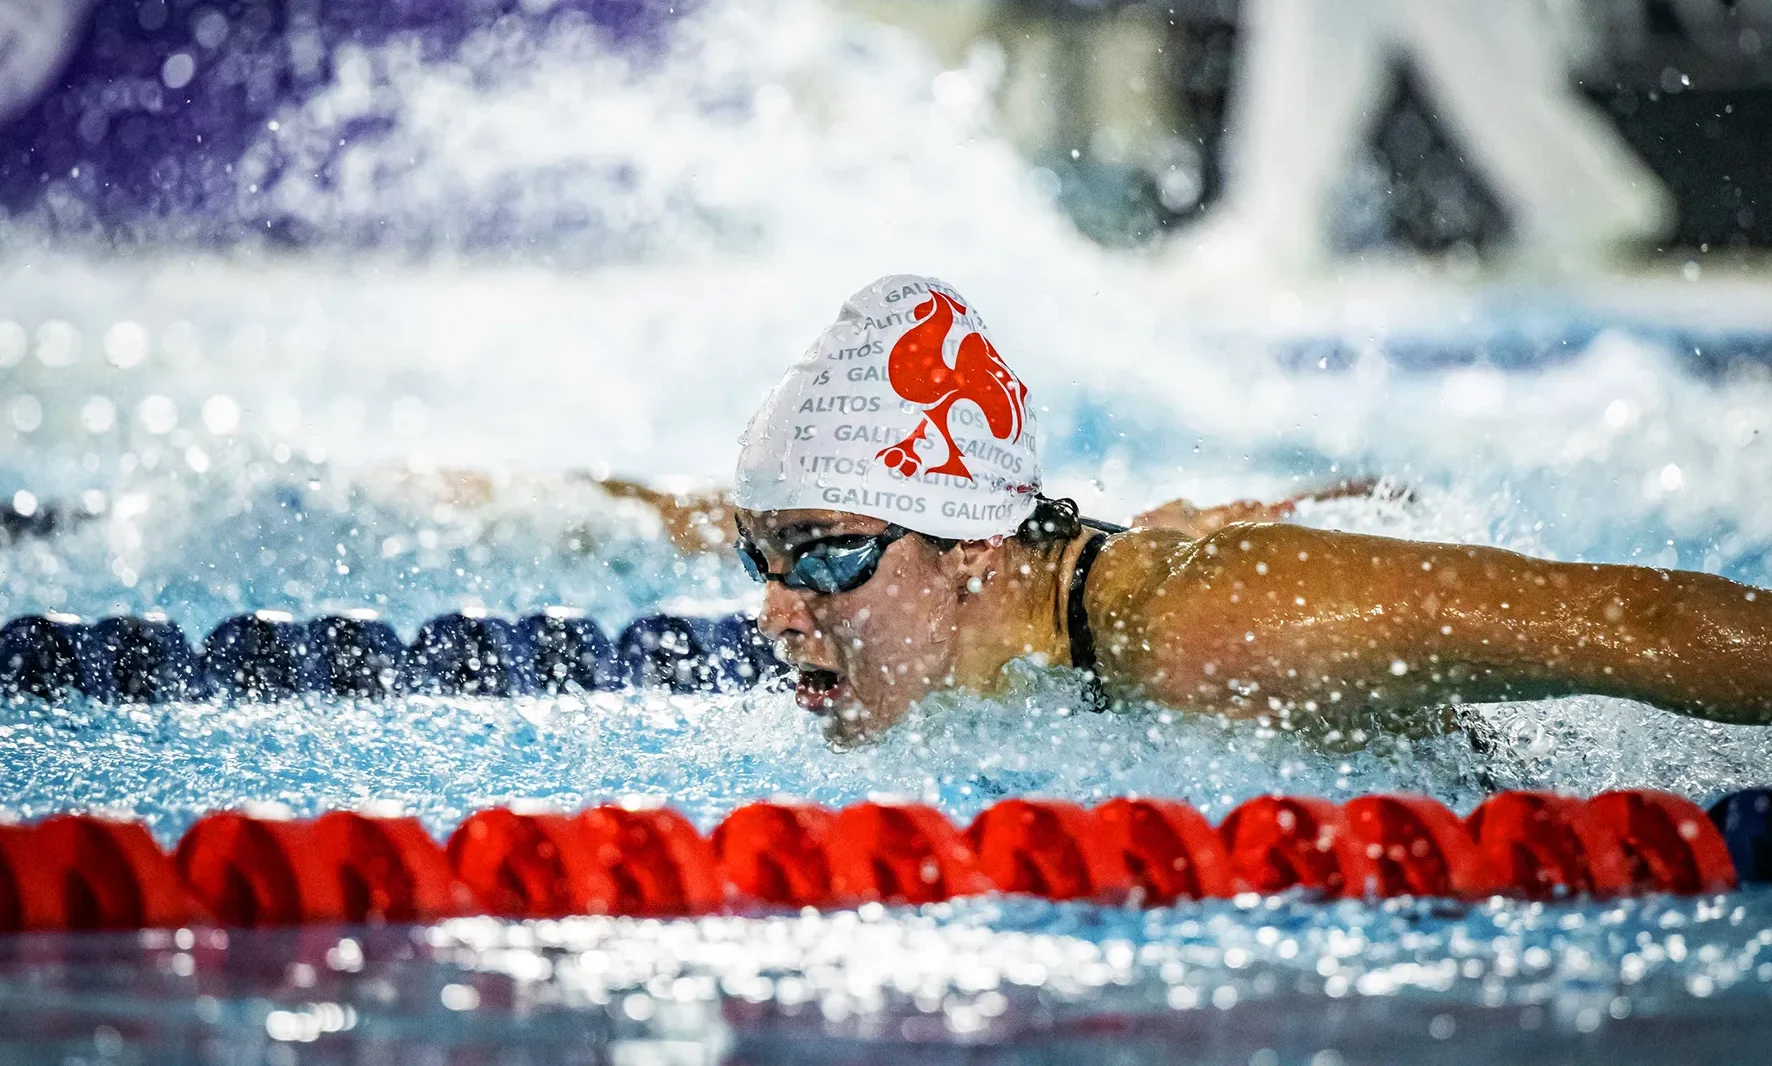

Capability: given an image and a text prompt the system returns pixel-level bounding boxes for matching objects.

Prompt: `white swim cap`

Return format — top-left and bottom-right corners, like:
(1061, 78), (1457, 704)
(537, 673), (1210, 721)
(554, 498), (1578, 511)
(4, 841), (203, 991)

(734, 274), (1040, 541)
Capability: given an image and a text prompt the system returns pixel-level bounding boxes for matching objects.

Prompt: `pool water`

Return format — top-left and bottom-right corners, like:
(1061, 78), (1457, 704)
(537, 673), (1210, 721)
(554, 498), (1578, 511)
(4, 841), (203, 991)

(6, 891), (1772, 1064)
(4, 0), (1772, 1061)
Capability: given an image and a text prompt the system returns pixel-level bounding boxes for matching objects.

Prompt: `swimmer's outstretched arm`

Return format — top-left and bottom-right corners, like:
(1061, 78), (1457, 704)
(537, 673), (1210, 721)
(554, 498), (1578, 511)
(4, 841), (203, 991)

(591, 476), (736, 554)
(1134, 478), (1381, 539)
(1090, 523), (1772, 725)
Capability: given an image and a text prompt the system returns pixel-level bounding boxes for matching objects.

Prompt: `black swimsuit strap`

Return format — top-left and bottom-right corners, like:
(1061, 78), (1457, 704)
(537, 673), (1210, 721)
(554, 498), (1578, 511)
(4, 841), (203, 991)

(1067, 531), (1111, 677)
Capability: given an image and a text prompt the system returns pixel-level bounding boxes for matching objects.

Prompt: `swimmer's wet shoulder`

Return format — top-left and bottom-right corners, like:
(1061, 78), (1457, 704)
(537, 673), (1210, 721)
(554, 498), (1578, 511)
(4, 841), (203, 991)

(1079, 524), (1205, 699)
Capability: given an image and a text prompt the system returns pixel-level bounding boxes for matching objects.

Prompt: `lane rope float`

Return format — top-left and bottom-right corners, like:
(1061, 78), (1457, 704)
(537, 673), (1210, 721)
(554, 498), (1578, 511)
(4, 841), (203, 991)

(0, 788), (1755, 933)
(0, 610), (786, 703)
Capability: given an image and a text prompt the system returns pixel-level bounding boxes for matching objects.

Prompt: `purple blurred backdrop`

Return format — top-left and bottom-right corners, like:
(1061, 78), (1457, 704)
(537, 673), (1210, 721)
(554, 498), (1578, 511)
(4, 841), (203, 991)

(0, 0), (685, 245)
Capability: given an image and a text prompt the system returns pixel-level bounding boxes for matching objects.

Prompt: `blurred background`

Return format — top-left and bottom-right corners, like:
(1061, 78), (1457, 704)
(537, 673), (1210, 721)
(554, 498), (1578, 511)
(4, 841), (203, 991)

(2, 0), (1771, 632)
(1, 0), (1767, 253)
(854, 0), (1771, 254)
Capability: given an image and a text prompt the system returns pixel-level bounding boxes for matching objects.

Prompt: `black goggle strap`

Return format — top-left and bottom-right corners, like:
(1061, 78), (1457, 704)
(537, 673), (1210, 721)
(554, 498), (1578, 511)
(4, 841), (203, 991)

(736, 537), (772, 580)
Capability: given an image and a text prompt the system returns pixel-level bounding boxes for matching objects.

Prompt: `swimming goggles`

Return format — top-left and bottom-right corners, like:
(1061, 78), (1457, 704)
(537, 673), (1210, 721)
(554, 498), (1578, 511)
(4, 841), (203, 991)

(736, 524), (914, 595)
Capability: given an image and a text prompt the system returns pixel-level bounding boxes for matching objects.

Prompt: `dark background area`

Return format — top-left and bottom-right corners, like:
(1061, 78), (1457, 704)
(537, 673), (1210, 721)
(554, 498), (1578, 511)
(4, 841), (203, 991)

(0, 0), (1765, 254)
(1031, 0), (1772, 252)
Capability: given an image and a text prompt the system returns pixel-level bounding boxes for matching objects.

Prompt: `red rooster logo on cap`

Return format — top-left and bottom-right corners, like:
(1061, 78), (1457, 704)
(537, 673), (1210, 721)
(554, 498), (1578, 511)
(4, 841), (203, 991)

(876, 289), (1028, 480)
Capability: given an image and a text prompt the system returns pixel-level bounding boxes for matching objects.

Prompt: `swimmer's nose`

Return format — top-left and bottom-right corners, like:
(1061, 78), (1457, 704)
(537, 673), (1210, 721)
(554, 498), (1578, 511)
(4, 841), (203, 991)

(757, 581), (816, 644)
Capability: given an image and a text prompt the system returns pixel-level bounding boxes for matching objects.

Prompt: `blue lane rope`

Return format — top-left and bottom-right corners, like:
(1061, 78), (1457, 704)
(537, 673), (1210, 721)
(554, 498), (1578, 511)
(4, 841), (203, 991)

(0, 610), (785, 703)
(1709, 789), (1772, 886)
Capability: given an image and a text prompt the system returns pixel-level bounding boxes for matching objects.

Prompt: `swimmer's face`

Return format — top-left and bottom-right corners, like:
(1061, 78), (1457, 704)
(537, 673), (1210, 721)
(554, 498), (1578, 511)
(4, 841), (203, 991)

(739, 508), (969, 745)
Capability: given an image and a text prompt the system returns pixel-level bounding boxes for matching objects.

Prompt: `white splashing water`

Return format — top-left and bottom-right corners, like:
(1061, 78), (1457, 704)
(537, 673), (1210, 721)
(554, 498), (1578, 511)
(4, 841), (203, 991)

(2, 0), (1771, 826)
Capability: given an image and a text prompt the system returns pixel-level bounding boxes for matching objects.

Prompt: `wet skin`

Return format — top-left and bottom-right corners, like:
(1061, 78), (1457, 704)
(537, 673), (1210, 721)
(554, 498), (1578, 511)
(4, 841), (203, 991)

(1089, 523), (1772, 726)
(745, 508), (1772, 744)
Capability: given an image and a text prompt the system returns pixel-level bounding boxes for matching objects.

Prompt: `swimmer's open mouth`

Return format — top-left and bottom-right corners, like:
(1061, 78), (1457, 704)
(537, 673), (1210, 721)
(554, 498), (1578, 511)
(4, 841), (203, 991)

(795, 667), (850, 714)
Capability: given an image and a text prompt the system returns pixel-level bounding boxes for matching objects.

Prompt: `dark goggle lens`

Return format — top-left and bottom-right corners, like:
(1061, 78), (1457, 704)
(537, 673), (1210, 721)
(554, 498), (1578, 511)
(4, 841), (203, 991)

(791, 542), (880, 594)
(735, 535), (888, 595)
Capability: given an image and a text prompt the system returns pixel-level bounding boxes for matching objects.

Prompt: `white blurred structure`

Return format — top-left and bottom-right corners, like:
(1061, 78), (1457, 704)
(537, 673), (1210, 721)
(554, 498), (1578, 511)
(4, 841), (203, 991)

(1182, 0), (1676, 275)
(0, 0), (93, 127)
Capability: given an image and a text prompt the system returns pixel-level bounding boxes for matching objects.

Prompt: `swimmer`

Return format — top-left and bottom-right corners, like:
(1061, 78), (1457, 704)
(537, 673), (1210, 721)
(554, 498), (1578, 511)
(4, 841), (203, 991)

(732, 274), (1772, 745)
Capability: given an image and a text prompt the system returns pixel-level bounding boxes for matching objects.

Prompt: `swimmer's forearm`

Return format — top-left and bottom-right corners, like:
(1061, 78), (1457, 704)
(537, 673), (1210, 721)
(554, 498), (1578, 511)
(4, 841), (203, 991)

(1342, 548), (1772, 723)
(1494, 560), (1772, 723)
(1342, 547), (1772, 722)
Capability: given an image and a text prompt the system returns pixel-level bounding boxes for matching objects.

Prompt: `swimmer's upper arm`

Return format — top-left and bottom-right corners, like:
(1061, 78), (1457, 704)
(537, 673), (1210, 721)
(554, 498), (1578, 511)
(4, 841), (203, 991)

(1090, 522), (1548, 716)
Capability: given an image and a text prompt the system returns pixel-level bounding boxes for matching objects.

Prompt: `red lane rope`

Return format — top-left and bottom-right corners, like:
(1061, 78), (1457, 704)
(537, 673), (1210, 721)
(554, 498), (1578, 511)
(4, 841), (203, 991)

(0, 789), (1740, 931)
(313, 811), (475, 922)
(1220, 795), (1357, 895)
(712, 801), (836, 907)
(176, 813), (328, 926)
(1584, 790), (1738, 894)
(1095, 797), (1233, 904)
(967, 798), (1132, 903)
(827, 801), (991, 906)
(577, 805), (724, 916)
(0, 815), (201, 931)
(1466, 791), (1605, 898)
(1342, 795), (1490, 899)
(446, 809), (601, 918)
